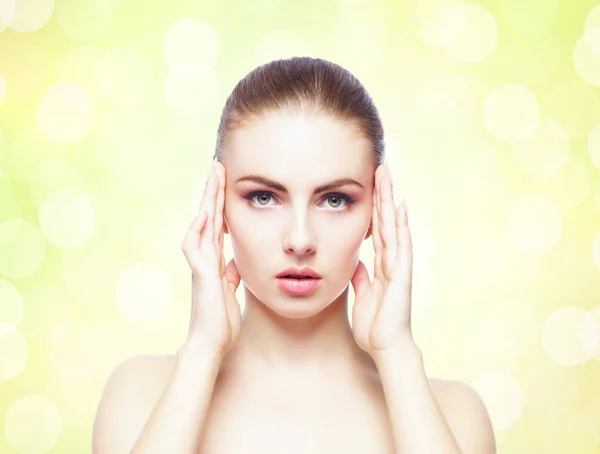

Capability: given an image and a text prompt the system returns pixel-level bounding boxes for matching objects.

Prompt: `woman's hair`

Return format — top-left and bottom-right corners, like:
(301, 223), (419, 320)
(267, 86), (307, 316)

(213, 56), (385, 167)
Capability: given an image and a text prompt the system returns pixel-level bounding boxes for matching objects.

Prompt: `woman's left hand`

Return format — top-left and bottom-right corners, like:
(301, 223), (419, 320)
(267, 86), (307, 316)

(350, 161), (415, 360)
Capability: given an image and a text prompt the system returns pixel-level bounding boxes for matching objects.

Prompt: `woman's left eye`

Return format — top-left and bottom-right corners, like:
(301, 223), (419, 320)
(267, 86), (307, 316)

(243, 192), (356, 210)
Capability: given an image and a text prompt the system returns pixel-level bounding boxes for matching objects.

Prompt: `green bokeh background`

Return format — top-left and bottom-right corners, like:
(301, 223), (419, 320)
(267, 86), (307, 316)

(1, 0), (600, 452)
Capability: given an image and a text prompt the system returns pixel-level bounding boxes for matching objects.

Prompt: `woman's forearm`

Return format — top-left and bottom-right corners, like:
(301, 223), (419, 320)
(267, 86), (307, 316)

(130, 341), (222, 454)
(373, 341), (462, 454)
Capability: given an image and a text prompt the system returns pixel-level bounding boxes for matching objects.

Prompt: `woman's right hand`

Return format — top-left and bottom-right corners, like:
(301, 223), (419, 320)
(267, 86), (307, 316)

(180, 159), (242, 361)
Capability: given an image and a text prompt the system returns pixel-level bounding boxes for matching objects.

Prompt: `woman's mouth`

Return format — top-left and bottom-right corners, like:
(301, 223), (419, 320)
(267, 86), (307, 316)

(276, 276), (321, 295)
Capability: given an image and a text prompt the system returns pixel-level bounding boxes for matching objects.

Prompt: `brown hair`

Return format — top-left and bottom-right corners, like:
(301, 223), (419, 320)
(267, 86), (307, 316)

(213, 56), (385, 167)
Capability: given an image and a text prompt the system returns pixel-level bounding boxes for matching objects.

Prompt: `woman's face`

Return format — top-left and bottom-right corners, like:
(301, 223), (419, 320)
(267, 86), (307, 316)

(222, 110), (375, 318)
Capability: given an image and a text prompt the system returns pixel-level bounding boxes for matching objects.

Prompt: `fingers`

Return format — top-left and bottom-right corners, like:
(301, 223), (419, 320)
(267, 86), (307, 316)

(380, 163), (398, 263)
(181, 210), (208, 252)
(200, 162), (219, 247)
(213, 161), (225, 249)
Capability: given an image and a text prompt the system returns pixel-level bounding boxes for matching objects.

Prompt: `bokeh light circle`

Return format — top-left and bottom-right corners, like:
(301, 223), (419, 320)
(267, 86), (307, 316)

(116, 262), (172, 322)
(593, 231), (600, 273)
(37, 83), (94, 144)
(0, 328), (27, 381)
(163, 18), (219, 75)
(0, 219), (46, 279)
(4, 394), (62, 453)
(435, 2), (498, 63)
(38, 188), (96, 249)
(484, 83), (540, 143)
(7, 0), (54, 32)
(0, 278), (23, 337)
(513, 119), (570, 178)
(542, 305), (595, 366)
(584, 5), (600, 55)
(505, 193), (562, 253)
(471, 370), (524, 431)
(573, 34), (600, 87)
(0, 0), (15, 32)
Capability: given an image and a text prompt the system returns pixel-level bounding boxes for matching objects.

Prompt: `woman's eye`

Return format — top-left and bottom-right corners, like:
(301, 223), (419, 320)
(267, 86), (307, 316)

(244, 192), (356, 210)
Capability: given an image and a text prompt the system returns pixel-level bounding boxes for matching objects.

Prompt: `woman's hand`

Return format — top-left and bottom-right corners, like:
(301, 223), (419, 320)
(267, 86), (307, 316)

(180, 159), (242, 360)
(350, 161), (415, 360)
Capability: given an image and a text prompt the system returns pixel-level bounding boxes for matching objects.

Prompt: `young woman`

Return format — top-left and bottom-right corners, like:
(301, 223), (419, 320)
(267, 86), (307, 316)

(92, 57), (496, 453)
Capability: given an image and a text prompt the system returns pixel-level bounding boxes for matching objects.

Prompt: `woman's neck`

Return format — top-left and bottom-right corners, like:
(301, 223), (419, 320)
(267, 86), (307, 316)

(220, 286), (376, 379)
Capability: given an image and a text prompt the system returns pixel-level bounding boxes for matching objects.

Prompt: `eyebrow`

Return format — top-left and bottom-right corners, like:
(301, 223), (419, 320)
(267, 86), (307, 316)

(235, 175), (365, 194)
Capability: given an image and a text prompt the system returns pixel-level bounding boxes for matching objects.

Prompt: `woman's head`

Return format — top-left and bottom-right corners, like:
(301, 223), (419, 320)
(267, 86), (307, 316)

(215, 57), (385, 318)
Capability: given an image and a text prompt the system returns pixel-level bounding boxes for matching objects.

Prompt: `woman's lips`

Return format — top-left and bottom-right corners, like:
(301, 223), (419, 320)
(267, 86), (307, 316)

(276, 277), (321, 295)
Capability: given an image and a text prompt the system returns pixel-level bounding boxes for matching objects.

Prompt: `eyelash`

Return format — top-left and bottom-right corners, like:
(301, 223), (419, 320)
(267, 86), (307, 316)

(243, 191), (357, 214)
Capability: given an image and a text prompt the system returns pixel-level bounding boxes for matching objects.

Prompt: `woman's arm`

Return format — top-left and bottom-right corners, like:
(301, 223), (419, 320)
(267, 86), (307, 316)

(92, 339), (222, 454)
(373, 339), (496, 454)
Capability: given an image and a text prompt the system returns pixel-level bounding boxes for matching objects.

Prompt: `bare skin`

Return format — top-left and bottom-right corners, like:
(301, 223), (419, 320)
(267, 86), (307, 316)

(129, 353), (454, 454)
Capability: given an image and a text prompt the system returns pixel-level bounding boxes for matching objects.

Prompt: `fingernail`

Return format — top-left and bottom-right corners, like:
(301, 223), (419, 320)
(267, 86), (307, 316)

(403, 198), (408, 214)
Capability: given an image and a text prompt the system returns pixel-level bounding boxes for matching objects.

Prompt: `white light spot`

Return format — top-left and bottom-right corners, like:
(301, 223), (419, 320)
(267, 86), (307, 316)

(484, 83), (540, 143)
(0, 0), (15, 32)
(39, 189), (96, 249)
(45, 320), (104, 380)
(470, 370), (524, 431)
(0, 279), (23, 337)
(0, 328), (27, 381)
(542, 306), (595, 366)
(441, 2), (498, 63)
(584, 5), (600, 55)
(0, 219), (46, 279)
(37, 84), (94, 144)
(8, 0), (54, 32)
(573, 33), (600, 87)
(513, 119), (570, 178)
(4, 395), (62, 453)
(424, 3), (467, 47)
(505, 193), (562, 254)
(163, 66), (220, 119)
(116, 262), (172, 322)
(163, 18), (219, 75)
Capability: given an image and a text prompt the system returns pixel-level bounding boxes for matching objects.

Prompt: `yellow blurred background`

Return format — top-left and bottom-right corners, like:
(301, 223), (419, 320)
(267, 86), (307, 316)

(1, 0), (600, 452)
